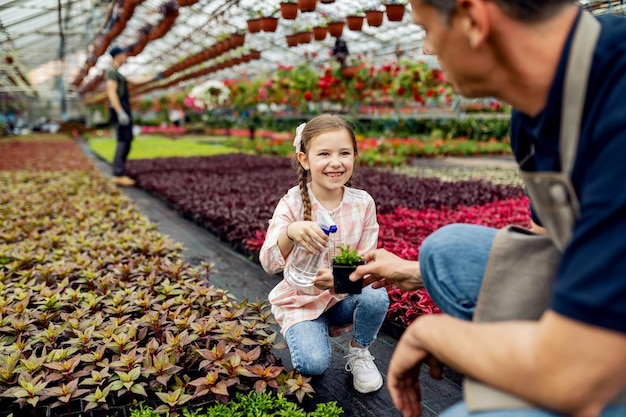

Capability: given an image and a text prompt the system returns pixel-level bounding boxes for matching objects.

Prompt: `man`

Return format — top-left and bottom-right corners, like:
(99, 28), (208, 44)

(105, 46), (160, 187)
(351, 1), (626, 416)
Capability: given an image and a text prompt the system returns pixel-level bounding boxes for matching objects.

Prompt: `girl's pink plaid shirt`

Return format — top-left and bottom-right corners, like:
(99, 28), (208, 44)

(259, 184), (379, 335)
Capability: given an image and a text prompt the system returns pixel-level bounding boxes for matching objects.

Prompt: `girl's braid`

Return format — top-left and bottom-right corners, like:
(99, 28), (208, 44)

(297, 164), (312, 221)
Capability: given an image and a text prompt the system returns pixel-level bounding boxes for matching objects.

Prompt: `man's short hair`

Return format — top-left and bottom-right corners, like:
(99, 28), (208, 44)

(420, 0), (575, 23)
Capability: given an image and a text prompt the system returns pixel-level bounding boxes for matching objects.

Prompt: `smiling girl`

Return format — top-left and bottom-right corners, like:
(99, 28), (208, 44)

(259, 114), (389, 394)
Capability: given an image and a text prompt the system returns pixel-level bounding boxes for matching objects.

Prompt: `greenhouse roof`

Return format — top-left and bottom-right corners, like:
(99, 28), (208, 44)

(0, 0), (623, 101)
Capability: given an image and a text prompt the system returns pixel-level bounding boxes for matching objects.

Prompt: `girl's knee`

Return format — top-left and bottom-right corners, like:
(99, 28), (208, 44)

(360, 286), (389, 312)
(292, 351), (330, 376)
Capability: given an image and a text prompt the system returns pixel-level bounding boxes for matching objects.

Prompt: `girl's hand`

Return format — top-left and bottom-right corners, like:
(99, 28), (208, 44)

(287, 221), (329, 254)
(313, 268), (335, 292)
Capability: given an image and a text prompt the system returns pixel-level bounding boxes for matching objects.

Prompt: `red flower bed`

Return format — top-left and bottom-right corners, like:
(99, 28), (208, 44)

(378, 197), (530, 326)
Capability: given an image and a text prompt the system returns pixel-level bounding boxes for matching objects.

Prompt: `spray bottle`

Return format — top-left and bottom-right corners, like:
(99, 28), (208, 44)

(286, 211), (337, 287)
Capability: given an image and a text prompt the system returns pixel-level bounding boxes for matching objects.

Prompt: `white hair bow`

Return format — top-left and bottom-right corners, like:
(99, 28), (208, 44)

(293, 122), (306, 153)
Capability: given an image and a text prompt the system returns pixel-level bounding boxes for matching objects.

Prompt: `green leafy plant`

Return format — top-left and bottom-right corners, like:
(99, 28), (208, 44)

(333, 245), (363, 266)
(129, 390), (343, 417)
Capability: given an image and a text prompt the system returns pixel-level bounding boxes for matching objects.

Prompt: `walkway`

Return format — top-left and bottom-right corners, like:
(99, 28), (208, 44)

(86, 149), (464, 417)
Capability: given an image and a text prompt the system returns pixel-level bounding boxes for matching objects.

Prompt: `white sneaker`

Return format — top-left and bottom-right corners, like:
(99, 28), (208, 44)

(344, 346), (383, 393)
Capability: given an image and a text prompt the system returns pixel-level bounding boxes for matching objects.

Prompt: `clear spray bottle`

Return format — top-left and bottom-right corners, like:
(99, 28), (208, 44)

(286, 211), (337, 287)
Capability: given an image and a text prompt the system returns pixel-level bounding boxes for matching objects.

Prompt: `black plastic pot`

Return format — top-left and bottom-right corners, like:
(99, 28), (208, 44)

(332, 259), (365, 294)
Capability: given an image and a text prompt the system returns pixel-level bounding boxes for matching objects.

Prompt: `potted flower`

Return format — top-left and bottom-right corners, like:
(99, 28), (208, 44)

(384, 0), (407, 22)
(286, 33), (299, 47)
(365, 7), (384, 27)
(279, 0), (298, 19)
(327, 19), (345, 37)
(298, 0), (316, 12)
(246, 10), (263, 33)
(313, 24), (328, 41)
(261, 15), (279, 32)
(346, 10), (365, 31)
(332, 244), (365, 294)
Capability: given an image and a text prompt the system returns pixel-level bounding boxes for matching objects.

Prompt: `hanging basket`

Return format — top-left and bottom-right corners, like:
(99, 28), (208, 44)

(297, 0), (317, 12)
(230, 33), (246, 48)
(365, 10), (384, 27)
(261, 17), (279, 32)
(327, 21), (344, 37)
(286, 34), (299, 47)
(346, 15), (364, 31)
(313, 26), (328, 41)
(384, 4), (405, 21)
(246, 18), (262, 33)
(297, 31), (312, 44)
(280, 2), (299, 19)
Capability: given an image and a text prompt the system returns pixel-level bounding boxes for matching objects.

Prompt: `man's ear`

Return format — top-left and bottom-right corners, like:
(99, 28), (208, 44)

(458, 0), (490, 48)
(297, 152), (308, 170)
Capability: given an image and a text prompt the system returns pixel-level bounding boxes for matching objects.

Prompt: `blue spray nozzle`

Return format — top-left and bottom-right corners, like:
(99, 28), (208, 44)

(322, 225), (337, 235)
(317, 211), (337, 236)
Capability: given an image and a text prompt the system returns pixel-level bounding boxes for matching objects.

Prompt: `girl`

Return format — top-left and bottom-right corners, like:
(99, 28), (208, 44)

(259, 114), (389, 394)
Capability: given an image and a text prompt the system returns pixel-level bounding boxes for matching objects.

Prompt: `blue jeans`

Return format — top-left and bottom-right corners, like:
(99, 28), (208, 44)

(420, 224), (626, 417)
(285, 285), (389, 376)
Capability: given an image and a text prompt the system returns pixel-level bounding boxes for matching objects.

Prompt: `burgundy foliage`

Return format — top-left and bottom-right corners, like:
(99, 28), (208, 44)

(127, 154), (524, 254)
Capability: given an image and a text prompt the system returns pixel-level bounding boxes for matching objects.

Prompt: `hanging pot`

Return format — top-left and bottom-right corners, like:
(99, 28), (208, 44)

(346, 15), (364, 31)
(365, 10), (384, 27)
(280, 2), (299, 19)
(313, 26), (328, 41)
(327, 21), (344, 37)
(297, 31), (312, 44)
(286, 34), (299, 47)
(261, 17), (279, 32)
(230, 33), (246, 48)
(385, 4), (405, 22)
(297, 0), (316, 12)
(247, 18), (262, 33)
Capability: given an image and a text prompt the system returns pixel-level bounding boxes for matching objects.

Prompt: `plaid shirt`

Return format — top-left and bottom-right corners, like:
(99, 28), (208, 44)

(259, 184), (379, 335)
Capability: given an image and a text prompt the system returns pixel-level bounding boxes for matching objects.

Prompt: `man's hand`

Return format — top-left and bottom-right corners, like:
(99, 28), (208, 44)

(117, 110), (130, 126)
(350, 248), (423, 291)
(388, 318), (444, 417)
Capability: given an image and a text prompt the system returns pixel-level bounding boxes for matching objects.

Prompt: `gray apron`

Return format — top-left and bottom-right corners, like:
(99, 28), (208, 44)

(465, 11), (626, 410)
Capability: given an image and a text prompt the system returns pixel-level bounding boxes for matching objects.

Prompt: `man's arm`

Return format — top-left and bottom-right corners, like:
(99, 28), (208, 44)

(106, 79), (123, 114)
(392, 311), (626, 417)
(126, 74), (159, 86)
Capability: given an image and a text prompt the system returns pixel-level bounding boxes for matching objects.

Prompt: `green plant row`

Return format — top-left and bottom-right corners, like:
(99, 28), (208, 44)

(204, 115), (511, 142)
(130, 390), (343, 417)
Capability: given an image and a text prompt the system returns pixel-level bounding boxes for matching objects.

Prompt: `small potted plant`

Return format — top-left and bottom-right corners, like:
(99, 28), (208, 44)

(332, 244), (365, 294)
(346, 10), (365, 31)
(384, 0), (407, 21)
(279, 0), (298, 19)
(246, 10), (263, 33)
